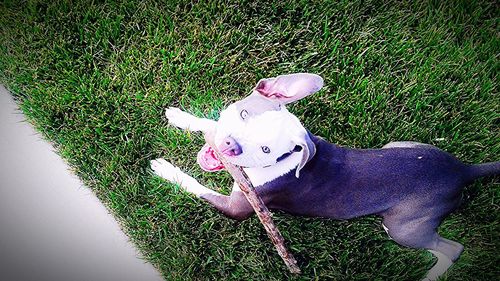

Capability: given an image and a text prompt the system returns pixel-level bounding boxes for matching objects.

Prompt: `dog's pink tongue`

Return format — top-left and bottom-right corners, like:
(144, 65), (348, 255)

(197, 143), (225, 172)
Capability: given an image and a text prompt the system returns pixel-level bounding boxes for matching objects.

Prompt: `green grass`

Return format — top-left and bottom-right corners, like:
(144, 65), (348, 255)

(0, 0), (498, 280)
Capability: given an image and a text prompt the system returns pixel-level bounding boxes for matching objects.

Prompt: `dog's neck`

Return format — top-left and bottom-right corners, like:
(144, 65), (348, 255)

(243, 152), (302, 187)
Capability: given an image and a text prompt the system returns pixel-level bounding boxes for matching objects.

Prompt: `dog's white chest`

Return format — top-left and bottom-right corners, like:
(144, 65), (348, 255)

(243, 152), (301, 186)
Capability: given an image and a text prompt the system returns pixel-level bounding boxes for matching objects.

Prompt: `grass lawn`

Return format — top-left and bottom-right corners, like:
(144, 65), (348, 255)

(0, 0), (498, 280)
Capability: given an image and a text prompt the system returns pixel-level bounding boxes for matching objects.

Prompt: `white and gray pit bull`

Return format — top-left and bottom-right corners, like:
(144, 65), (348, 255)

(151, 73), (499, 280)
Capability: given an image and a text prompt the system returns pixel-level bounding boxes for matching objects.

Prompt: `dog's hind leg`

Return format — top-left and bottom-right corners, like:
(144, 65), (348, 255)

(382, 213), (463, 281)
(424, 237), (463, 281)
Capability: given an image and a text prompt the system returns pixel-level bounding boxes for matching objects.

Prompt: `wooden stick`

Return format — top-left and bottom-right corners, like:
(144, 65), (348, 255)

(204, 132), (301, 274)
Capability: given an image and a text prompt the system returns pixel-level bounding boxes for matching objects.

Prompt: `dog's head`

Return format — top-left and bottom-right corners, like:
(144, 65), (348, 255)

(197, 73), (323, 178)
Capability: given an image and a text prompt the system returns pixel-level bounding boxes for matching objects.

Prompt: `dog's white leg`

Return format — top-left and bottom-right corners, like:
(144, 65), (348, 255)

(150, 158), (219, 197)
(151, 160), (255, 220)
(421, 237), (463, 281)
(165, 107), (216, 133)
(422, 250), (454, 281)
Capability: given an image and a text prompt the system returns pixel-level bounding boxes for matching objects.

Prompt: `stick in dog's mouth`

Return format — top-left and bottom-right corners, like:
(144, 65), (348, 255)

(202, 132), (301, 274)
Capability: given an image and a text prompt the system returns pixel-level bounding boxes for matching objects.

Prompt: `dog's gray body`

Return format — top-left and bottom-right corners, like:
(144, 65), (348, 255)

(202, 135), (497, 267)
(204, 136), (477, 220)
(151, 73), (499, 280)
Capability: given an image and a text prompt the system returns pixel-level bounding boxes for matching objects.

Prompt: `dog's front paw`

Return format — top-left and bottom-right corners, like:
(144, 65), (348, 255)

(165, 107), (201, 131)
(151, 158), (216, 197)
(151, 158), (184, 183)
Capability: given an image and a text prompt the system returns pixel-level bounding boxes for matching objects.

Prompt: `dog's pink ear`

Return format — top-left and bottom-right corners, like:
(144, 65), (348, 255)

(254, 73), (323, 104)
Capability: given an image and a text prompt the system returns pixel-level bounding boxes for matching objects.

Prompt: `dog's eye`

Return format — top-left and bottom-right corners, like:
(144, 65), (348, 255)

(261, 146), (271, 154)
(240, 109), (249, 120)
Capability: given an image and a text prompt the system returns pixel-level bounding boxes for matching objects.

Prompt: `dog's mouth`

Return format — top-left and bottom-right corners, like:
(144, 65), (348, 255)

(197, 144), (225, 172)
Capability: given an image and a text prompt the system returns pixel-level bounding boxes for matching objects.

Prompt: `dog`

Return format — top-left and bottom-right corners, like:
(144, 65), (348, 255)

(151, 73), (499, 280)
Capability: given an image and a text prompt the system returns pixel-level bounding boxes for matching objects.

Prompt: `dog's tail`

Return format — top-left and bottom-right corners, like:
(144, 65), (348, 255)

(467, 161), (500, 180)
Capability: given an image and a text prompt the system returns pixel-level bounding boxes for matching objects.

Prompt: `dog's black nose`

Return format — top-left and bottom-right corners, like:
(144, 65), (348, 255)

(219, 137), (242, 156)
